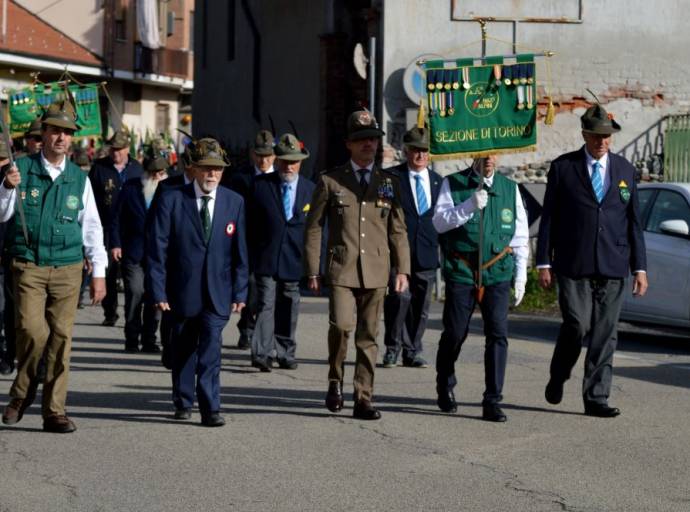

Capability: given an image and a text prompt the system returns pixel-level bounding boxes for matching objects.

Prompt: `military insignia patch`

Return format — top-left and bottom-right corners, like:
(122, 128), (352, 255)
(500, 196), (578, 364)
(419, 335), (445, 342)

(30, 188), (39, 198)
(357, 111), (372, 125)
(302, 203), (310, 213)
(225, 221), (235, 236)
(619, 181), (630, 203)
(501, 208), (514, 223)
(66, 195), (79, 210)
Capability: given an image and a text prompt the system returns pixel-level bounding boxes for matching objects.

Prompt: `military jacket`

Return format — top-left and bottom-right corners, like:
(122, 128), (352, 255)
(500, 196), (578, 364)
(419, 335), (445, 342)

(304, 163), (411, 289)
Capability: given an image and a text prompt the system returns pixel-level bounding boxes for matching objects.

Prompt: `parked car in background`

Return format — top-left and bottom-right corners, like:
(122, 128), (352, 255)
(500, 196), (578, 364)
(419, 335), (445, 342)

(620, 183), (690, 332)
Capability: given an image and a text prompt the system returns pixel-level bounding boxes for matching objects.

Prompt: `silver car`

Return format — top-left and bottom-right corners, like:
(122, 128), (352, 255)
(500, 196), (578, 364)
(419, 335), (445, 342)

(620, 183), (690, 331)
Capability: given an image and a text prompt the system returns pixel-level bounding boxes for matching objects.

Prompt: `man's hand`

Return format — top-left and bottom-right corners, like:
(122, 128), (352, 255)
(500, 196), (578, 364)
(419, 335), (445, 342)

(156, 302), (171, 311)
(232, 302), (246, 313)
(83, 258), (93, 275)
(308, 276), (321, 296)
(514, 280), (526, 306)
(90, 277), (106, 305)
(111, 248), (122, 262)
(471, 189), (488, 210)
(538, 268), (553, 289)
(632, 272), (648, 297)
(394, 273), (409, 293)
(3, 166), (20, 189)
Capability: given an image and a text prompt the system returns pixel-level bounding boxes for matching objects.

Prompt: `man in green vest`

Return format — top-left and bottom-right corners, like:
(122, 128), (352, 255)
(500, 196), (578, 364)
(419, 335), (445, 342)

(432, 155), (529, 422)
(0, 101), (107, 433)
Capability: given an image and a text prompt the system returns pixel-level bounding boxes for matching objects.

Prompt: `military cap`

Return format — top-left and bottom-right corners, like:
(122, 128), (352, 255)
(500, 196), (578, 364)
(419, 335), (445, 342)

(346, 110), (385, 141)
(253, 129), (275, 156)
(581, 104), (621, 135)
(72, 151), (90, 167)
(41, 100), (80, 131)
(188, 137), (230, 167)
(0, 138), (10, 160)
(25, 117), (42, 138)
(143, 138), (170, 172)
(403, 126), (429, 150)
(274, 133), (309, 161)
(108, 128), (131, 149)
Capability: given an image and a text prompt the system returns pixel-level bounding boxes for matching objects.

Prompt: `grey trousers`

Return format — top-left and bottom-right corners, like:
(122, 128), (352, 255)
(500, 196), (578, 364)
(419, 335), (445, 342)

(251, 275), (300, 364)
(122, 262), (161, 347)
(383, 268), (435, 361)
(551, 275), (626, 405)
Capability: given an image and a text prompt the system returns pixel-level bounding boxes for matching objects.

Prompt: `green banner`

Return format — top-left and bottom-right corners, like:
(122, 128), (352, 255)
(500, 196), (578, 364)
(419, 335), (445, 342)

(8, 82), (102, 139)
(425, 55), (537, 159)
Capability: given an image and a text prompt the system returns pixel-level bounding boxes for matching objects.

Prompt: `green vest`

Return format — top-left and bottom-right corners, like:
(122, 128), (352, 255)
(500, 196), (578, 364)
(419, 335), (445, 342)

(7, 154), (87, 267)
(441, 169), (517, 286)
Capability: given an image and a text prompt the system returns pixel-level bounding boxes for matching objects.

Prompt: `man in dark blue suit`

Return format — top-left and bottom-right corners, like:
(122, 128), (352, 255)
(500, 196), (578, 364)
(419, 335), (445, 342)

(249, 134), (314, 371)
(221, 130), (275, 350)
(110, 142), (169, 353)
(90, 129), (144, 326)
(147, 137), (248, 427)
(382, 126), (442, 369)
(537, 104), (648, 418)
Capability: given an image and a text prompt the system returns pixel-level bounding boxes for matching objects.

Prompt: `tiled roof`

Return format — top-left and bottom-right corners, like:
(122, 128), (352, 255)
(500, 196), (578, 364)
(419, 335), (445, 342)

(0, 1), (101, 66)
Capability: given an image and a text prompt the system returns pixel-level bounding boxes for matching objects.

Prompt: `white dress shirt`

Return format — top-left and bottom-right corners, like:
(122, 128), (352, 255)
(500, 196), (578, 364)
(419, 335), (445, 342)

(408, 166), (432, 215)
(350, 160), (374, 184)
(432, 171), (530, 283)
(0, 153), (107, 277)
(585, 148), (610, 194)
(254, 165), (274, 177)
(193, 180), (218, 219)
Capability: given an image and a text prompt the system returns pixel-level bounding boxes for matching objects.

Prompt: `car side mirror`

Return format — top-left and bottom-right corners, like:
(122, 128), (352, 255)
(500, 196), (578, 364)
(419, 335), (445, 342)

(659, 219), (690, 238)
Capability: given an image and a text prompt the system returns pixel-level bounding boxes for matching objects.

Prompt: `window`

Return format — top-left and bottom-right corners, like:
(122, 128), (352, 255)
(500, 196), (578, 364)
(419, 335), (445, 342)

(637, 188), (655, 219)
(645, 190), (690, 234)
(155, 103), (171, 134)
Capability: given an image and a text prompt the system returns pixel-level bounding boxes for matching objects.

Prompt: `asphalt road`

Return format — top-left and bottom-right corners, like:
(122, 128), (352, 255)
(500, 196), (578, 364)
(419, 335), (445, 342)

(0, 297), (688, 512)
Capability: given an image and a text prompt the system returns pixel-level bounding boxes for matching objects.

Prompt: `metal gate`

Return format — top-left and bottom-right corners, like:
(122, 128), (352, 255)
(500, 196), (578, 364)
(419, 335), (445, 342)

(664, 114), (690, 182)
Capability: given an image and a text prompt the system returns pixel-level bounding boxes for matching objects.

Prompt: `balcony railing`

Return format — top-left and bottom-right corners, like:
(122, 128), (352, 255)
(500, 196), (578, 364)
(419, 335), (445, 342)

(134, 43), (189, 79)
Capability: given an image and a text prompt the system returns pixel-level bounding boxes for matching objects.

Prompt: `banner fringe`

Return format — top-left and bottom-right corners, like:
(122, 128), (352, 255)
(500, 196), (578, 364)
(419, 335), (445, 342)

(429, 145), (537, 162)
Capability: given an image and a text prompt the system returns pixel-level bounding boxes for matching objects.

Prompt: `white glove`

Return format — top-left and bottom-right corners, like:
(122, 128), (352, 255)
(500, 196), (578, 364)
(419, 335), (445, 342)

(471, 189), (488, 210)
(514, 280), (526, 307)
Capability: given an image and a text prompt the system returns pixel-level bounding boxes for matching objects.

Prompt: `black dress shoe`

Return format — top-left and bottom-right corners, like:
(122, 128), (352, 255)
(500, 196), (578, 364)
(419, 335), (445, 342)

(545, 379), (564, 405)
(141, 344), (161, 354)
(237, 335), (251, 350)
(161, 347), (172, 370)
(353, 400), (381, 420)
(201, 412), (225, 427)
(0, 358), (14, 376)
(584, 403), (620, 418)
(482, 404), (507, 422)
(278, 359), (298, 370)
(325, 381), (343, 412)
(124, 345), (139, 353)
(402, 356), (429, 368)
(437, 390), (457, 413)
(102, 315), (119, 327)
(251, 358), (272, 372)
(174, 408), (191, 420)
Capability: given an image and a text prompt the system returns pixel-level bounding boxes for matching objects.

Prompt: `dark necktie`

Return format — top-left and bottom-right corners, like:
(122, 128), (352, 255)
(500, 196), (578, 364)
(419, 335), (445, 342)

(357, 169), (368, 193)
(200, 195), (212, 244)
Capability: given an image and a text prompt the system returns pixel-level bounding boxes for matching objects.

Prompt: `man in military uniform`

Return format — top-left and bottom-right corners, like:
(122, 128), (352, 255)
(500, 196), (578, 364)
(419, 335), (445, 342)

(89, 128), (144, 326)
(382, 126), (442, 369)
(0, 101), (107, 433)
(249, 134), (315, 371)
(432, 155), (529, 422)
(222, 129), (275, 350)
(304, 110), (410, 420)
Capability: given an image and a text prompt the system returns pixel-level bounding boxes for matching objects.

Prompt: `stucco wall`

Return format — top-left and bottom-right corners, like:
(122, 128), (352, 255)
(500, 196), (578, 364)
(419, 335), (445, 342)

(382, 0), (690, 169)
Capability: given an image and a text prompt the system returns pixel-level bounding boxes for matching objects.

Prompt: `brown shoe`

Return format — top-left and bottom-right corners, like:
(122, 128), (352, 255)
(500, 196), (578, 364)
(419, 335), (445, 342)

(325, 381), (344, 413)
(2, 380), (38, 426)
(43, 415), (77, 433)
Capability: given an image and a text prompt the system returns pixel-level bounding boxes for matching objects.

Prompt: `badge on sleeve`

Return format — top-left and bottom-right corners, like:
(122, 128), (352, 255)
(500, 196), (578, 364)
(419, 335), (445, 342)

(225, 221), (236, 236)
(618, 180), (630, 203)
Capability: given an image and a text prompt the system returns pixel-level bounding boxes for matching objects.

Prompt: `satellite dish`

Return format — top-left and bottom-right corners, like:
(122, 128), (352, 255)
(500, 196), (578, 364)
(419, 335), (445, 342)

(403, 53), (443, 104)
(353, 43), (369, 80)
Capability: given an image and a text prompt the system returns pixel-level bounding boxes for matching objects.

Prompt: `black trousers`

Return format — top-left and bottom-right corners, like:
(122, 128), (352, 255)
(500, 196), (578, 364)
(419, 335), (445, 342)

(383, 268), (435, 361)
(122, 262), (160, 348)
(551, 275), (625, 405)
(436, 280), (511, 405)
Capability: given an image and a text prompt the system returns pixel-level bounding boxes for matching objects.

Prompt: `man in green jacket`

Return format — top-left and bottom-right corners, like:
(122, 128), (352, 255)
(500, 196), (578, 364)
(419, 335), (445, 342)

(0, 101), (107, 433)
(432, 155), (528, 422)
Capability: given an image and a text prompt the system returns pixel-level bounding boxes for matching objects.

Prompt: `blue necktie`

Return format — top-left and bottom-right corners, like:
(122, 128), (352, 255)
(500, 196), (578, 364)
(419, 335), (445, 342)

(414, 174), (428, 215)
(591, 161), (604, 203)
(282, 183), (292, 220)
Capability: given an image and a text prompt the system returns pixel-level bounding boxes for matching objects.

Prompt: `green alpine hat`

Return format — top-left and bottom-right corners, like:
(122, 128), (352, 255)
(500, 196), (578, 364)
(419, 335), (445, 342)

(108, 128), (131, 149)
(581, 104), (621, 135)
(41, 100), (80, 131)
(143, 138), (169, 172)
(274, 133), (309, 161)
(72, 150), (90, 167)
(403, 126), (429, 150)
(253, 129), (275, 156)
(346, 110), (385, 141)
(0, 138), (10, 160)
(188, 137), (230, 167)
(25, 117), (42, 138)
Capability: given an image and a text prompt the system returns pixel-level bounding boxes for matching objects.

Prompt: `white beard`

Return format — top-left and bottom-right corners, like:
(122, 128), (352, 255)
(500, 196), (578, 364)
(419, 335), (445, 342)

(142, 176), (159, 205)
